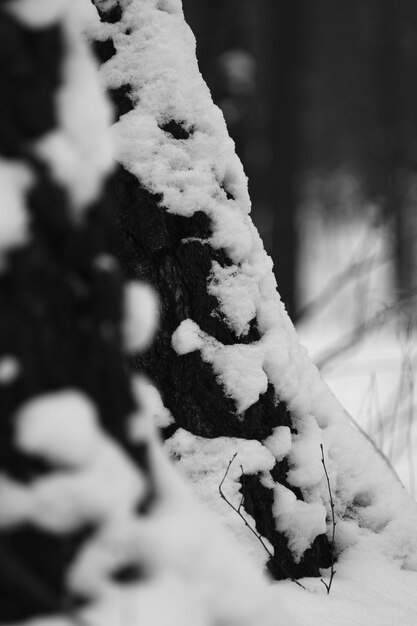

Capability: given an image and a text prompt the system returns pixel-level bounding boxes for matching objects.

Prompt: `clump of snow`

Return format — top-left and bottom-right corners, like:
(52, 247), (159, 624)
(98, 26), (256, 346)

(172, 319), (268, 413)
(0, 391), (146, 531)
(9, 0), (113, 215)
(129, 375), (173, 440)
(263, 426), (292, 462)
(7, 0), (69, 28)
(207, 261), (258, 337)
(0, 356), (20, 384)
(15, 390), (101, 467)
(0, 160), (31, 268)
(286, 414), (324, 489)
(32, 1), (113, 216)
(171, 318), (204, 355)
(123, 281), (159, 353)
(271, 484), (327, 561)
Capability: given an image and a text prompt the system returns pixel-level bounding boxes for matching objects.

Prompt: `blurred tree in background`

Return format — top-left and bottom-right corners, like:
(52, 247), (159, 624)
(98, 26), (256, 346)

(183, 0), (417, 320)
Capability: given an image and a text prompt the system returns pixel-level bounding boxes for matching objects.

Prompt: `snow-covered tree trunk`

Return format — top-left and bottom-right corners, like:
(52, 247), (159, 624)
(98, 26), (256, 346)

(89, 0), (329, 581)
(87, 0), (417, 588)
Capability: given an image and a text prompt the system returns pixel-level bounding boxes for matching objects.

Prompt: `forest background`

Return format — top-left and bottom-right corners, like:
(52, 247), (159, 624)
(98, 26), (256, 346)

(183, 0), (417, 496)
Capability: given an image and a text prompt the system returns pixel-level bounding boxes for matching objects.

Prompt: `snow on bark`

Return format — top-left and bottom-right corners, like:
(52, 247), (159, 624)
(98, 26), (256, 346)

(89, 0), (417, 584)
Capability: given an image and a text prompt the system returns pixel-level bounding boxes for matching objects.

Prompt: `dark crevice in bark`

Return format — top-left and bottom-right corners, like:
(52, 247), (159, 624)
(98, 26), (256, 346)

(160, 422), (179, 441)
(108, 84), (134, 120)
(240, 473), (332, 580)
(92, 38), (117, 64)
(160, 119), (193, 140)
(95, 2), (122, 24)
(220, 182), (235, 201)
(111, 563), (146, 583)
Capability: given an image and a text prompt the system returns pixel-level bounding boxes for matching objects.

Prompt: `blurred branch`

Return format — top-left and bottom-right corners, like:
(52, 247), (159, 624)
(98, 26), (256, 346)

(314, 293), (417, 371)
(348, 412), (402, 483)
(320, 444), (336, 595)
(296, 253), (389, 322)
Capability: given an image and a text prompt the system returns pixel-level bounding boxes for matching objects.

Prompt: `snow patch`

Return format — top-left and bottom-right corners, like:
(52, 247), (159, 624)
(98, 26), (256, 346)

(263, 426), (292, 462)
(7, 0), (69, 27)
(129, 375), (173, 440)
(0, 160), (31, 267)
(35, 3), (113, 215)
(1, 404), (146, 532)
(172, 319), (268, 413)
(123, 281), (159, 353)
(15, 390), (101, 467)
(0, 356), (20, 384)
(272, 484), (327, 562)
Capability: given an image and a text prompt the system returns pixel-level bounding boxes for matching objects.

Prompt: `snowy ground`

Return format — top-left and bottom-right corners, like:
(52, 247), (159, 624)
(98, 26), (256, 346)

(272, 552), (417, 626)
(299, 322), (417, 497)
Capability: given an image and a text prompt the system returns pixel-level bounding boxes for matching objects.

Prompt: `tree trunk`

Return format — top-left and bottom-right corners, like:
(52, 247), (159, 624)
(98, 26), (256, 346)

(91, 0), (330, 580)
(91, 0), (416, 586)
(378, 0), (417, 315)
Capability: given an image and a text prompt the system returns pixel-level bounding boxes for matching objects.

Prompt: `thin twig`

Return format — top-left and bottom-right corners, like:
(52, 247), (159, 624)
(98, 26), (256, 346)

(296, 254), (388, 322)
(218, 454), (307, 591)
(406, 359), (416, 498)
(320, 444), (336, 594)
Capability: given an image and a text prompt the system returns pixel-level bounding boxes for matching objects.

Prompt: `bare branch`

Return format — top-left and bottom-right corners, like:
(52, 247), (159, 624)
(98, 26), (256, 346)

(218, 454), (307, 591)
(314, 293), (417, 371)
(296, 254), (389, 322)
(320, 444), (336, 594)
